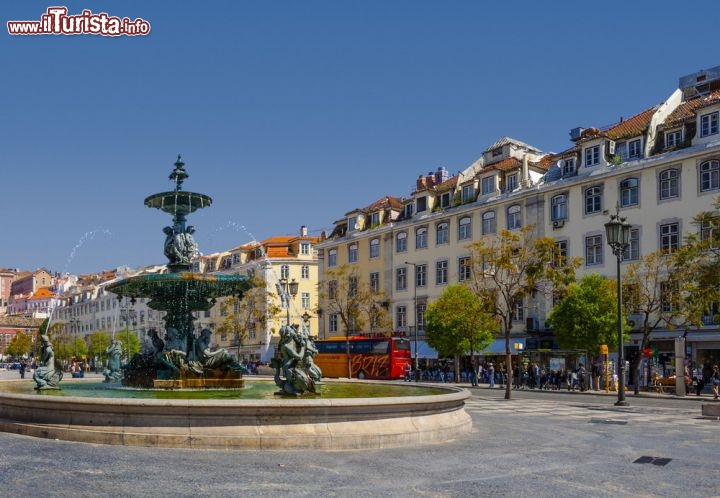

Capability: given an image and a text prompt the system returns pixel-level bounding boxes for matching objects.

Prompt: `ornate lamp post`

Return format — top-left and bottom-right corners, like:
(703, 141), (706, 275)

(404, 262), (419, 375)
(278, 278), (299, 326)
(604, 208), (632, 406)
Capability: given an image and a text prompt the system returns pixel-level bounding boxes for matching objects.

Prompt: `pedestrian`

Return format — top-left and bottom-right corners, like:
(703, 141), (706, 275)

(404, 362), (412, 382)
(692, 364), (704, 396)
(711, 365), (720, 400)
(19, 361), (26, 379)
(488, 363), (495, 389)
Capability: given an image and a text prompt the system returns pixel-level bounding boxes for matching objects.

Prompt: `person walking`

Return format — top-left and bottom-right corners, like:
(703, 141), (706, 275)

(711, 365), (720, 400)
(692, 364), (704, 396)
(19, 361), (26, 379)
(488, 363), (495, 389)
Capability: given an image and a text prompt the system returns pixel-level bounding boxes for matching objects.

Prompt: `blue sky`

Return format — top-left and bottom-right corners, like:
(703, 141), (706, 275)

(2, 1), (719, 275)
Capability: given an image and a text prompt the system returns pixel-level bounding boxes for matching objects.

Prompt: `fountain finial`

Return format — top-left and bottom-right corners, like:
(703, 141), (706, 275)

(169, 154), (188, 191)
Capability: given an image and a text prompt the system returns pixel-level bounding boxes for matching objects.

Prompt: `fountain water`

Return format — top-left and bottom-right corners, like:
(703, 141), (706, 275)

(106, 155), (254, 388)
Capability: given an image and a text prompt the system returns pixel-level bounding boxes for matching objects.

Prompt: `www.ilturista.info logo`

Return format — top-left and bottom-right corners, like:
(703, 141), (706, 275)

(7, 7), (151, 36)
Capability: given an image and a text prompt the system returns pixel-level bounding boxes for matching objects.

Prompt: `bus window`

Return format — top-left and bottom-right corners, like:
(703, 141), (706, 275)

(371, 340), (389, 354)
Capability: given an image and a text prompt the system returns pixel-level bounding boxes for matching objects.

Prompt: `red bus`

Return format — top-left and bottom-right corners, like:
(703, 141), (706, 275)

(314, 335), (412, 379)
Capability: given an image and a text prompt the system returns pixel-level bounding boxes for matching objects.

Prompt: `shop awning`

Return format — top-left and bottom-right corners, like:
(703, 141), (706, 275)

(480, 339), (525, 354)
(411, 341), (439, 359)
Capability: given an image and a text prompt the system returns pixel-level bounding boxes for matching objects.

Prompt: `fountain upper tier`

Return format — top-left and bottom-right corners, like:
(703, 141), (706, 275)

(144, 191), (212, 217)
(106, 272), (253, 311)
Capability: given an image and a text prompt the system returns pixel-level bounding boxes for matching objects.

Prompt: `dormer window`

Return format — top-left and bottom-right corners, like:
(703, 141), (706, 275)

(370, 212), (380, 226)
(506, 173), (518, 192)
(440, 192), (451, 208)
(404, 204), (414, 218)
(300, 242), (310, 255)
(563, 158), (576, 176)
(628, 139), (642, 159)
(665, 130), (682, 149)
(700, 111), (719, 137)
(492, 148), (503, 157)
(461, 184), (475, 202)
(348, 216), (358, 232)
(416, 197), (427, 213)
(584, 145), (600, 167)
(481, 176), (494, 195)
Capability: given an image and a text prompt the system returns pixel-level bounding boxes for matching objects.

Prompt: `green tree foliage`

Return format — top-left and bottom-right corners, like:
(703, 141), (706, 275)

(425, 284), (496, 378)
(6, 331), (32, 358)
(467, 226), (580, 400)
(87, 330), (112, 359)
(317, 264), (391, 377)
(546, 274), (620, 354)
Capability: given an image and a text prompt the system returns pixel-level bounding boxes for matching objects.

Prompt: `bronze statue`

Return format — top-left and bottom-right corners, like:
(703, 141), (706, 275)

(271, 324), (321, 395)
(33, 334), (62, 390)
(103, 339), (124, 383)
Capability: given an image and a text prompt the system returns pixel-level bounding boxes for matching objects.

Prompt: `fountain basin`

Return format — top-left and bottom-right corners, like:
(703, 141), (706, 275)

(0, 380), (472, 450)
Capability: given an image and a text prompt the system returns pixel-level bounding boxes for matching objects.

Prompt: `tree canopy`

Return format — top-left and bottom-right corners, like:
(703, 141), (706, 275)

(425, 284), (496, 359)
(546, 274), (620, 354)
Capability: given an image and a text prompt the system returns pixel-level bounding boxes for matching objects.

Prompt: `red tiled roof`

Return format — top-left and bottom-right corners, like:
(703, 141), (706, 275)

(363, 195), (404, 213)
(664, 90), (720, 129)
(603, 106), (658, 140)
(482, 157), (522, 172)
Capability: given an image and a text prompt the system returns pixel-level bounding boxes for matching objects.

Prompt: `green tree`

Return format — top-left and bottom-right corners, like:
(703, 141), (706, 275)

(546, 274), (620, 354)
(623, 248), (697, 393)
(87, 330), (112, 360)
(467, 226), (580, 400)
(317, 264), (391, 378)
(425, 284), (496, 380)
(6, 331), (33, 358)
(216, 277), (281, 359)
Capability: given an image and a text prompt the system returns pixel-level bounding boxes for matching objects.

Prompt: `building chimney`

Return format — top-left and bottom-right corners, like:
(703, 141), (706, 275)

(521, 154), (530, 187)
(416, 175), (427, 190)
(300, 225), (308, 237)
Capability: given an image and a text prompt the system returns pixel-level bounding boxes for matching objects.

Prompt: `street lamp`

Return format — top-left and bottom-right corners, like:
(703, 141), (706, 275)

(404, 262), (419, 376)
(118, 297), (137, 362)
(605, 207), (631, 406)
(278, 278), (299, 326)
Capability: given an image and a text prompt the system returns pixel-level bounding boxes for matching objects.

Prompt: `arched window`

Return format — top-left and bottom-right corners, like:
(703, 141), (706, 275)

(482, 211), (496, 234)
(328, 249), (337, 267)
(507, 205), (521, 230)
(458, 217), (472, 240)
(416, 227), (428, 249)
(659, 168), (679, 200)
(551, 194), (567, 221)
(700, 160), (719, 192)
(369, 238), (380, 258)
(396, 232), (407, 253)
(436, 222), (449, 245)
(584, 186), (602, 214)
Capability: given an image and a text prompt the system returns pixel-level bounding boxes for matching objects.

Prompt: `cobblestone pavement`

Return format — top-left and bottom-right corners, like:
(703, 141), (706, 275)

(1, 381), (718, 497)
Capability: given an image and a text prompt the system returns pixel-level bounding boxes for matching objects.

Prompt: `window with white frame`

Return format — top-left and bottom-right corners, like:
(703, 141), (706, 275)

(482, 210), (496, 234)
(348, 216), (358, 232)
(301, 292), (310, 309)
(328, 249), (337, 267)
(512, 297), (524, 322)
(232, 253), (240, 264)
(280, 264), (289, 279)
(370, 212), (380, 226)
(416, 303), (427, 329)
(620, 178), (639, 207)
(628, 139), (642, 159)
(300, 242), (310, 255)
(369, 272), (380, 292)
(623, 228), (640, 261)
(584, 186), (602, 214)
(436, 260), (448, 285)
(462, 184), (475, 202)
(481, 176), (495, 194)
(369, 238), (380, 259)
(416, 227), (428, 249)
(700, 220), (718, 248)
(660, 281), (677, 313)
(507, 204), (521, 230)
(458, 217), (472, 240)
(551, 194), (567, 221)
(659, 168), (679, 200)
(396, 305), (407, 329)
(348, 276), (358, 297)
(665, 130), (682, 149)
(348, 243), (358, 263)
(585, 234), (603, 265)
(563, 158), (576, 176)
(415, 264), (427, 287)
(329, 314), (338, 333)
(436, 222), (449, 245)
(459, 257), (471, 281)
(506, 173), (518, 192)
(404, 203), (414, 218)
(660, 222), (679, 252)
(396, 232), (407, 253)
(301, 265), (309, 279)
(396, 267), (407, 291)
(700, 160), (719, 192)
(700, 111), (719, 137)
(328, 280), (337, 300)
(584, 145), (600, 166)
